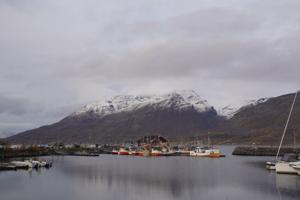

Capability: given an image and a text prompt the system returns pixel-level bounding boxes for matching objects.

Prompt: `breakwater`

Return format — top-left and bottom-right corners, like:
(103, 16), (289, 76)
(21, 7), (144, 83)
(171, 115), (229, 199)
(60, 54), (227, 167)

(232, 146), (300, 156)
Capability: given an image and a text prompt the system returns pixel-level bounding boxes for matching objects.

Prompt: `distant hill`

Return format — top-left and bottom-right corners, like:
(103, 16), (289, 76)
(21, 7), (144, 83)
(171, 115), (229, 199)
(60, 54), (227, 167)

(223, 93), (300, 145)
(6, 91), (300, 145)
(0, 138), (7, 145)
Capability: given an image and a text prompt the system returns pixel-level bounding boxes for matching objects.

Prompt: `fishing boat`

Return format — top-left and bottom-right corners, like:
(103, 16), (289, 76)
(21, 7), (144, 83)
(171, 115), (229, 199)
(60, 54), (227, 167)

(174, 149), (190, 156)
(135, 147), (146, 156)
(190, 133), (221, 158)
(118, 147), (129, 155)
(135, 151), (144, 156)
(190, 146), (220, 157)
(151, 147), (162, 156)
(190, 147), (210, 157)
(207, 149), (221, 158)
(111, 149), (119, 155)
(159, 146), (175, 156)
(128, 147), (137, 155)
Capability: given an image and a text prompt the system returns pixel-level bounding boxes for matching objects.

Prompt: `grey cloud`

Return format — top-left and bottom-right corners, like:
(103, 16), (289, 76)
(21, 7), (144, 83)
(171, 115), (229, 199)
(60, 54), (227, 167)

(82, 36), (300, 85)
(78, 3), (300, 84)
(0, 0), (300, 135)
(0, 95), (33, 115)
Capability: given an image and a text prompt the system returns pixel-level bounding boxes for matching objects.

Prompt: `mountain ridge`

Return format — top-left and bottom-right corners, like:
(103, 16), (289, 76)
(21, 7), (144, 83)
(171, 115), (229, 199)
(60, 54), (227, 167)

(71, 90), (213, 118)
(6, 91), (300, 145)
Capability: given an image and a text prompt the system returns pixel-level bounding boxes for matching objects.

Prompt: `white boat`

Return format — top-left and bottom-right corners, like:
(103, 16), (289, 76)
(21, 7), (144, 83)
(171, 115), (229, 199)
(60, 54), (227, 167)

(290, 161), (300, 175)
(275, 153), (299, 174)
(292, 165), (300, 175)
(11, 161), (33, 168)
(118, 147), (129, 155)
(174, 149), (190, 156)
(190, 147), (209, 157)
(275, 161), (297, 174)
(151, 147), (162, 156)
(190, 147), (220, 157)
(30, 160), (42, 168)
(266, 161), (276, 170)
(40, 161), (47, 167)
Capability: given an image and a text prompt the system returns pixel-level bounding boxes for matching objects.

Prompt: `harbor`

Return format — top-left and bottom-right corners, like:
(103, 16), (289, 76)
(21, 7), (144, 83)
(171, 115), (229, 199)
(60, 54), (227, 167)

(1, 146), (299, 200)
(0, 91), (299, 197)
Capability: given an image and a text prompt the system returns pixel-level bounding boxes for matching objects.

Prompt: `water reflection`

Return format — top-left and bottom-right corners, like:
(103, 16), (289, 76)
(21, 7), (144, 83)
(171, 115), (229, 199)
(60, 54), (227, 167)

(1, 147), (300, 200)
(276, 174), (300, 199)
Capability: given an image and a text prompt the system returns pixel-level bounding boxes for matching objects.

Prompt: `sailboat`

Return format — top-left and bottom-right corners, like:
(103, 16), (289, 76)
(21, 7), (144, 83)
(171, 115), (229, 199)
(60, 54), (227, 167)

(275, 153), (298, 174)
(265, 91), (299, 174)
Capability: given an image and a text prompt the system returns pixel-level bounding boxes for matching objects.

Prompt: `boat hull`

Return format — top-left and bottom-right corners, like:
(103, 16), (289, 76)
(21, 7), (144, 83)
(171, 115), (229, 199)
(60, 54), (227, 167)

(266, 161), (276, 170)
(11, 161), (33, 168)
(151, 149), (162, 156)
(136, 152), (144, 156)
(208, 153), (221, 158)
(190, 148), (221, 157)
(275, 162), (297, 174)
(118, 152), (129, 155)
(128, 151), (136, 155)
(291, 165), (300, 175)
(190, 152), (209, 157)
(151, 153), (161, 156)
(161, 152), (175, 156)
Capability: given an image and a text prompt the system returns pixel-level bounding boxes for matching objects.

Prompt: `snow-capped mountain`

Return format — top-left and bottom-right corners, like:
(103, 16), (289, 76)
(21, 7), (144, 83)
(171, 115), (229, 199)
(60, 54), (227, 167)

(218, 105), (239, 119)
(8, 91), (299, 145)
(72, 90), (213, 117)
(243, 98), (270, 107)
(218, 97), (270, 119)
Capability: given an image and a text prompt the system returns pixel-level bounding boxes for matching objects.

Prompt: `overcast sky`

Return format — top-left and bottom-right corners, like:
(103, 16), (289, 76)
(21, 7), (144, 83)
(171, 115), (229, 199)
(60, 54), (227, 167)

(0, 0), (300, 137)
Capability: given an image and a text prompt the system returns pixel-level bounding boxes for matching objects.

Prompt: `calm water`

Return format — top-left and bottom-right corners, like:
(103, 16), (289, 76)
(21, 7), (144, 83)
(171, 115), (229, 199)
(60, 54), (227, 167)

(1, 146), (300, 200)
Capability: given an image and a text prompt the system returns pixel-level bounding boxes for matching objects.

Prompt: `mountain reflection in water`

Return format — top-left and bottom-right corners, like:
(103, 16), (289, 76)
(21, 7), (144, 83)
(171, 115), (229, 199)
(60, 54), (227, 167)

(0, 146), (299, 200)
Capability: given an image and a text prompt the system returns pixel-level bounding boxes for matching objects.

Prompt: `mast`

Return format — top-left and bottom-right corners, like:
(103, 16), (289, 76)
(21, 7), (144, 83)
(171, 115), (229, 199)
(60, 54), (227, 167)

(293, 130), (296, 151)
(276, 91), (298, 160)
(208, 132), (211, 147)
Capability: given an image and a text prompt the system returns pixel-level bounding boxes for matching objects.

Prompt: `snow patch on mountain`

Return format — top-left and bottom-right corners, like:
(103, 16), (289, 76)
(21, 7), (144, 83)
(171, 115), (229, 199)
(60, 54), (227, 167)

(218, 97), (270, 118)
(244, 98), (270, 107)
(72, 90), (213, 117)
(218, 105), (239, 119)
